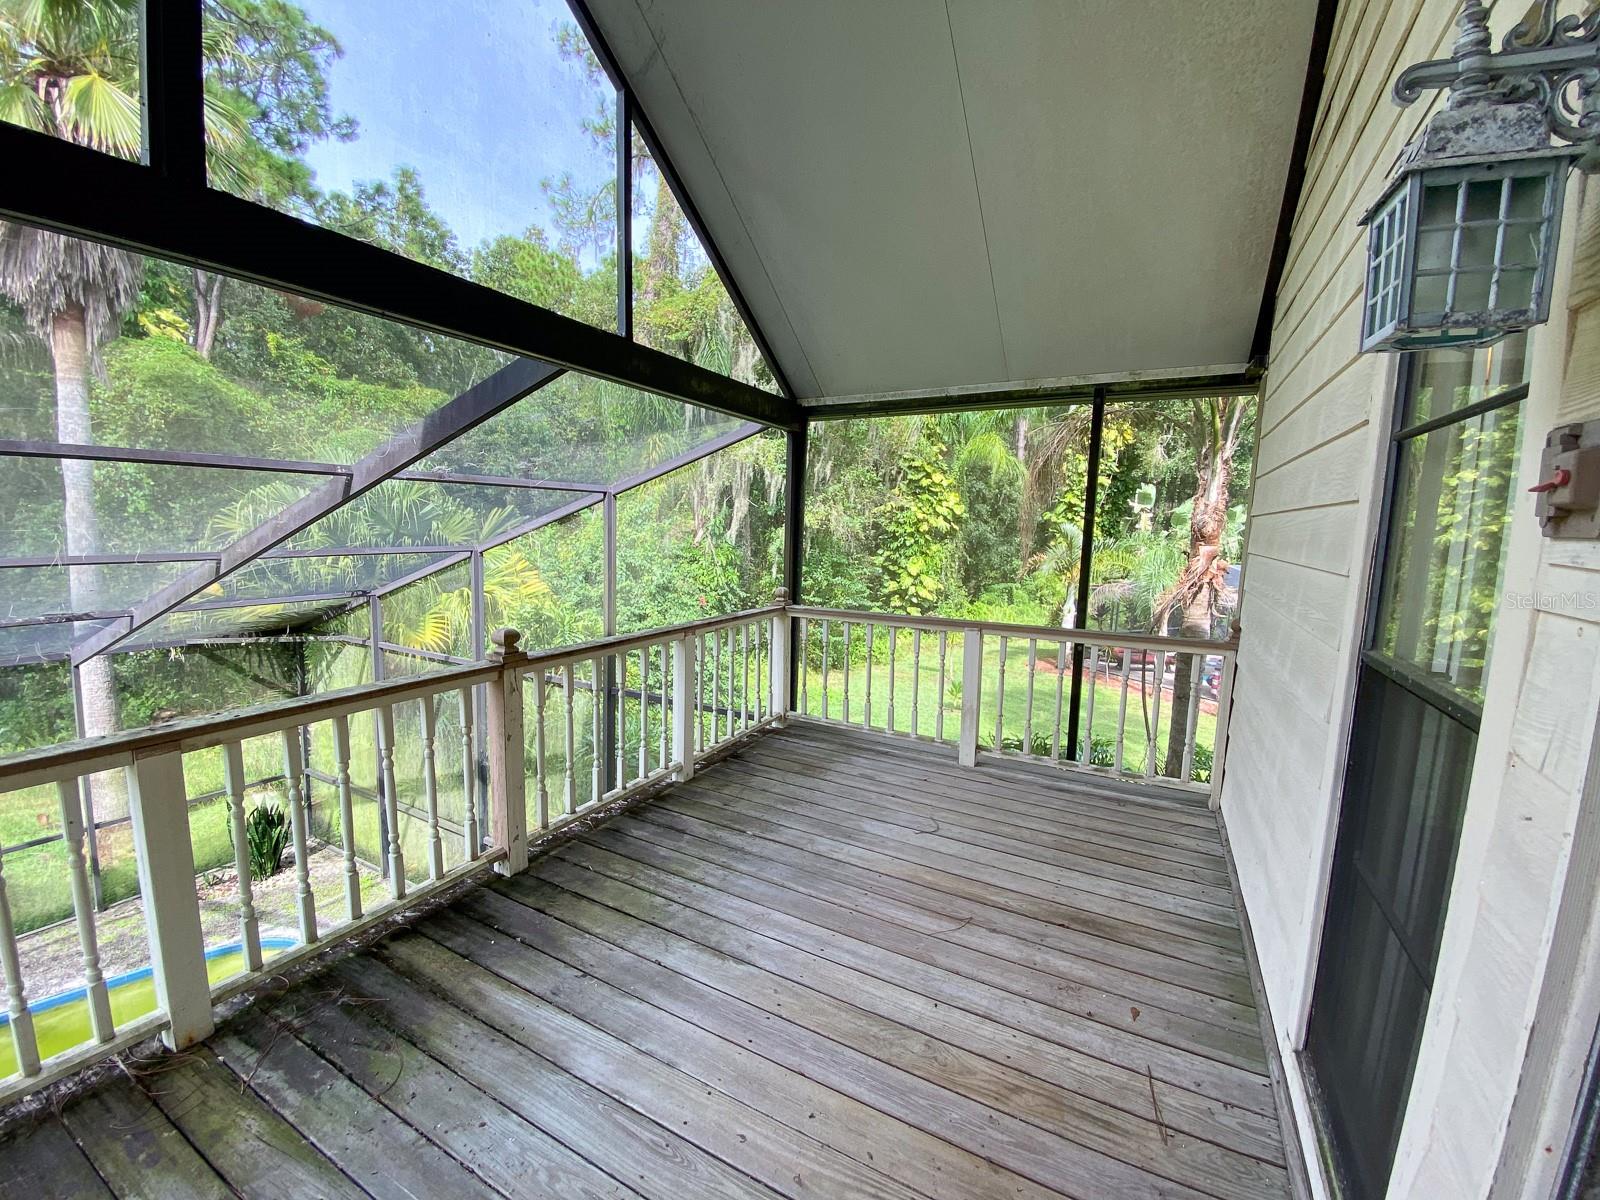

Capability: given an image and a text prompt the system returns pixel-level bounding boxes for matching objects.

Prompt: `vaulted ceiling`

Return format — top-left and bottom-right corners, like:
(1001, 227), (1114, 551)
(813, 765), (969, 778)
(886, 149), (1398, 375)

(586, 0), (1322, 400)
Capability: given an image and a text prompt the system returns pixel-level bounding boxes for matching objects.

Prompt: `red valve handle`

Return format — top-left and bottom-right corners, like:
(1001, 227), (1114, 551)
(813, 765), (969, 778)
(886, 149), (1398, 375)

(1529, 467), (1572, 494)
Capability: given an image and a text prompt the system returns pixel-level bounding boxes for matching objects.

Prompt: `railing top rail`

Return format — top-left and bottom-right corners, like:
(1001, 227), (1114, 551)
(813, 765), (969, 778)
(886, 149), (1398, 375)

(787, 605), (1239, 656)
(0, 603), (783, 793)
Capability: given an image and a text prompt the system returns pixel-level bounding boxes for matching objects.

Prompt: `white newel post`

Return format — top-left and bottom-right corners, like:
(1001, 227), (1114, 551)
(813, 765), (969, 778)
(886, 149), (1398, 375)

(770, 588), (790, 727)
(487, 628), (529, 875)
(958, 630), (983, 768)
(127, 751), (213, 1050)
(672, 635), (696, 781)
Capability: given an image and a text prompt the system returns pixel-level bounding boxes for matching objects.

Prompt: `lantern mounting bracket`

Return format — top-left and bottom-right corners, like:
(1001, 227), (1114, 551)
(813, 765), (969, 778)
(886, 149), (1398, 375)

(1394, 0), (1600, 164)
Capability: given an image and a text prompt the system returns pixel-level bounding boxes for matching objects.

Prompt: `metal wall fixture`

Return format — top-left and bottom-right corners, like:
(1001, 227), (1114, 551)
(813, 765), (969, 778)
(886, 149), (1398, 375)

(1360, 0), (1600, 353)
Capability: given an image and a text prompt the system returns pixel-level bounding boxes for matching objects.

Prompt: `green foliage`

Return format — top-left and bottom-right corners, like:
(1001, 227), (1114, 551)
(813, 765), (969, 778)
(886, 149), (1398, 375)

(245, 803), (291, 881)
(1190, 743), (1213, 784)
(875, 434), (964, 615)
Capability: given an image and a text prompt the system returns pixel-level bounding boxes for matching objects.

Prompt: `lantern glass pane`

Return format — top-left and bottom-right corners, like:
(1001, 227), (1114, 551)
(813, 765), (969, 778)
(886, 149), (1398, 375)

(1496, 269), (1536, 311)
(1420, 182), (1458, 227)
(1459, 223), (1497, 273)
(1507, 176), (1545, 221)
(1455, 270), (1492, 312)
(1414, 273), (1449, 316)
(1364, 187), (1409, 343)
(1462, 179), (1501, 223)
(1417, 229), (1453, 273)
(1502, 225), (1542, 268)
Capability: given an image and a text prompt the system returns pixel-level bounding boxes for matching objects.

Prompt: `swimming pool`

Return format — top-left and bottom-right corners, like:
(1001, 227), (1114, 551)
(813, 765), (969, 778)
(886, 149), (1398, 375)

(1, 937), (295, 1078)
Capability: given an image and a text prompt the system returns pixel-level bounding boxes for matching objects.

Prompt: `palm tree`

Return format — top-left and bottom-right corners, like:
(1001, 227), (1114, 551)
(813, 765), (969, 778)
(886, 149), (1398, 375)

(0, 0), (145, 737)
(1, 0), (262, 735)
(1156, 396), (1250, 778)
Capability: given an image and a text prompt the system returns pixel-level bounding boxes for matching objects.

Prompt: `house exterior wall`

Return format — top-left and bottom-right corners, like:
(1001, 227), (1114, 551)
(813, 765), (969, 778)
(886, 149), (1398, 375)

(1225, 0), (1600, 1196)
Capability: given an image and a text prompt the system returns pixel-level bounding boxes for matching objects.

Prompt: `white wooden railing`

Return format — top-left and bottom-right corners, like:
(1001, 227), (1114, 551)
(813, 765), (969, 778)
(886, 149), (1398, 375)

(0, 595), (1236, 1102)
(787, 606), (1236, 802)
(0, 604), (787, 1103)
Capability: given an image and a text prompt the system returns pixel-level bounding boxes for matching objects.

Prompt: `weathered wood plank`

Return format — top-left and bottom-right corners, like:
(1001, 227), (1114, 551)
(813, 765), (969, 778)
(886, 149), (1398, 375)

(327, 953), (785, 1200)
(0, 1118), (113, 1199)
(211, 1023), (501, 1200)
(270, 985), (643, 1200)
(144, 1046), (368, 1200)
(622, 804), (1260, 1036)
(783, 723), (1224, 837)
(668, 781), (1248, 967)
(368, 931), (927, 1200)
(710, 754), (1238, 908)
(484, 870), (1286, 1169)
(59, 1080), (231, 1200)
(417, 905), (1069, 1200)
(730, 746), (1234, 884)
(652, 789), (1254, 999)
(472, 877), (1285, 1200)
(556, 835), (1273, 1107)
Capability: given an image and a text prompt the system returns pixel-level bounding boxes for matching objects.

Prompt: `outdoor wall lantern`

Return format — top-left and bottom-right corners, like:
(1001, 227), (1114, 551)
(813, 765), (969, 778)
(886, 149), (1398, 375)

(1360, 0), (1600, 352)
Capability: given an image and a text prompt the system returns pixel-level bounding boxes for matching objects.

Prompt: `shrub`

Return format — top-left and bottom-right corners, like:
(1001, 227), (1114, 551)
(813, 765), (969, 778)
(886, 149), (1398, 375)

(1190, 743), (1214, 784)
(246, 804), (292, 882)
(1088, 737), (1116, 768)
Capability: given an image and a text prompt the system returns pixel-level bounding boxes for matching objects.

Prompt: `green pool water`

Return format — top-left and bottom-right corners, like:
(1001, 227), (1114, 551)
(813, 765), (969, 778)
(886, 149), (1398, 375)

(2, 943), (287, 1080)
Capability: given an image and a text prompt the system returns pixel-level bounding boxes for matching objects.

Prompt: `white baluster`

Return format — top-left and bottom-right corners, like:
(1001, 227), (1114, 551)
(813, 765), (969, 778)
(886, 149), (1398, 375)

(659, 645), (671, 764)
(741, 623), (751, 733)
(863, 622), (874, 729)
(798, 616), (809, 716)
(458, 688), (479, 862)
(936, 630), (948, 743)
(532, 669), (550, 831)
(887, 625), (897, 733)
(638, 647), (649, 781)
(1147, 651), (1166, 780)
(0, 848), (40, 1076)
(993, 637), (1008, 751)
(58, 779), (113, 1042)
(1181, 654), (1202, 783)
(591, 656), (604, 805)
(1211, 655), (1237, 809)
(673, 635), (696, 781)
(1114, 652), (1132, 774)
(421, 693), (444, 880)
(282, 728), (320, 938)
(841, 622), (852, 723)
(222, 743), (266, 967)
(820, 619), (831, 720)
(330, 716), (363, 918)
(911, 629), (922, 738)
(1024, 637), (1037, 755)
(563, 662), (577, 815)
(375, 706), (404, 900)
(613, 650), (626, 784)
(714, 631), (724, 744)
(1052, 643), (1067, 761)
(769, 598), (789, 727)
(1082, 646), (1100, 762)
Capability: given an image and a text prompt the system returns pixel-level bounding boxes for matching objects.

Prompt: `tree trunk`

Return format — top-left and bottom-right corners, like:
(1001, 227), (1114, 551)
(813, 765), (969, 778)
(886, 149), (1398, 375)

(192, 269), (224, 358)
(52, 305), (119, 742)
(1162, 416), (1236, 780)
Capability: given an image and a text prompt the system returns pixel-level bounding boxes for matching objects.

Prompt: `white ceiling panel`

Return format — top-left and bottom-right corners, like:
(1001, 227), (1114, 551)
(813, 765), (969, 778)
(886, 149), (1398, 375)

(588, 0), (1319, 399)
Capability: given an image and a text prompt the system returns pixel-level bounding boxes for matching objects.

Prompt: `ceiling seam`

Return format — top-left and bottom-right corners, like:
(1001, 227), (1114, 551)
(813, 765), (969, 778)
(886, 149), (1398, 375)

(943, 0), (1011, 384)
(626, 0), (824, 397)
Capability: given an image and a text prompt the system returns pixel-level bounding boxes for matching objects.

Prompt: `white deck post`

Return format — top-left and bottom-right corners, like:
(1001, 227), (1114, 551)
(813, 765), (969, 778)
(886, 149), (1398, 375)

(672, 634), (696, 780)
(1209, 653), (1237, 811)
(958, 630), (982, 768)
(769, 588), (790, 727)
(487, 628), (530, 875)
(127, 751), (214, 1050)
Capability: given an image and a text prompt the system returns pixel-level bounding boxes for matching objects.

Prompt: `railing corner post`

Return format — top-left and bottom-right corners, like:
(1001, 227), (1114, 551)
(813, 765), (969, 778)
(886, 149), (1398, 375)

(487, 628), (530, 875)
(672, 634), (696, 781)
(770, 588), (791, 728)
(958, 629), (982, 768)
(127, 750), (213, 1050)
(1209, 653), (1238, 811)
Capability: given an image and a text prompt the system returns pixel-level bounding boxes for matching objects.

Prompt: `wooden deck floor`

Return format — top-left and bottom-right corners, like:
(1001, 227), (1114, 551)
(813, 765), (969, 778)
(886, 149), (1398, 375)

(0, 722), (1292, 1200)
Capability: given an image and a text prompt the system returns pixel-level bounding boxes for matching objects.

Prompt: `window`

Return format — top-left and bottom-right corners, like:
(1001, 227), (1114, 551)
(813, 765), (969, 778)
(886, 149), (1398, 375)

(204, 0), (619, 331)
(0, 2), (141, 159)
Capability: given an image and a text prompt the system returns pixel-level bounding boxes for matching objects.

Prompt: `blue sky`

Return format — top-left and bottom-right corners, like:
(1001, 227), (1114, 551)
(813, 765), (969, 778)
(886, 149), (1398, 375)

(300, 0), (614, 254)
